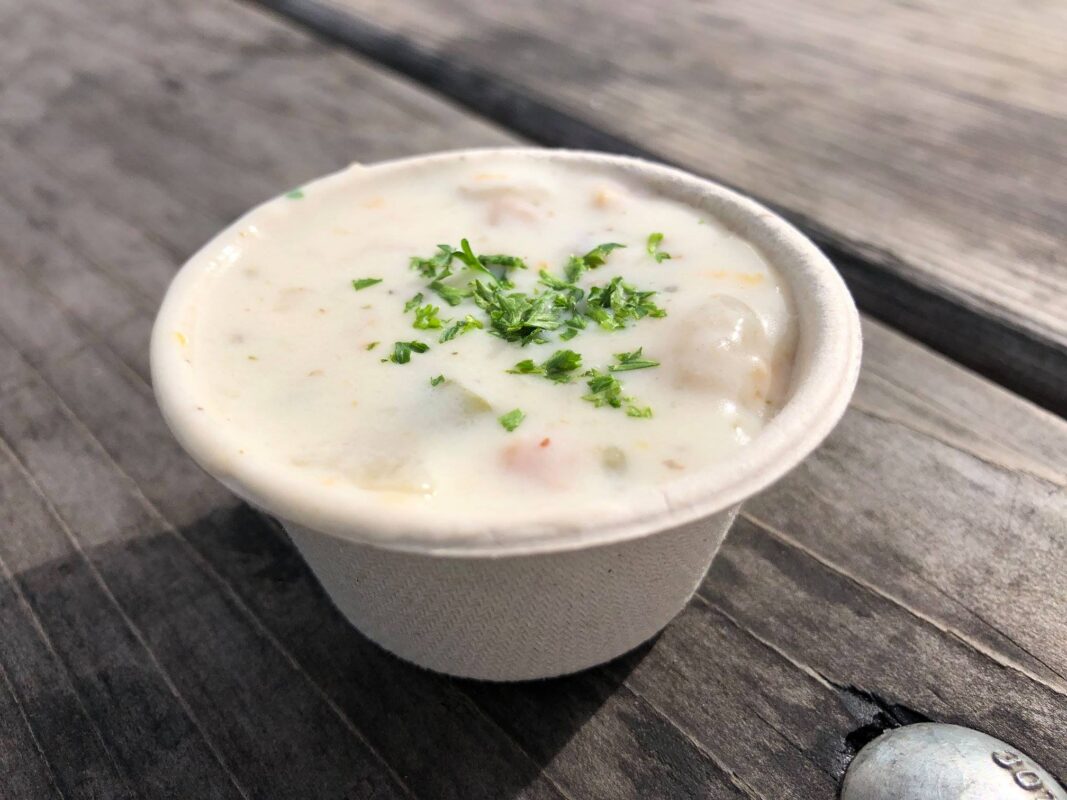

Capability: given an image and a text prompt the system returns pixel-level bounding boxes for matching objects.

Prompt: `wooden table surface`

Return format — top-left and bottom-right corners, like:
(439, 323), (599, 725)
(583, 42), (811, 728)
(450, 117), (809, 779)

(0, 0), (1064, 798)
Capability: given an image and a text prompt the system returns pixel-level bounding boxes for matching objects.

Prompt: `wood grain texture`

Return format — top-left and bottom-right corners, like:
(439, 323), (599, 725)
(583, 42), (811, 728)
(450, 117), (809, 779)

(265, 0), (1067, 414)
(0, 642), (62, 800)
(0, 0), (1065, 797)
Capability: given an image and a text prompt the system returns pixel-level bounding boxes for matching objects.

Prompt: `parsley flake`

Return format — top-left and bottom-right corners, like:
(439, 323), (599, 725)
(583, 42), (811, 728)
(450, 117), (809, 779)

(454, 238), (498, 280)
(586, 277), (666, 331)
(430, 375), (446, 387)
(352, 277), (383, 291)
(582, 369), (652, 418)
(388, 340), (430, 364)
(507, 349), (583, 383)
(478, 253), (527, 272)
(609, 347), (660, 372)
(413, 303), (447, 330)
(472, 281), (565, 345)
(583, 369), (626, 408)
(366, 341), (379, 351)
(559, 315), (587, 341)
(404, 292), (424, 312)
(410, 245), (457, 280)
(498, 408), (526, 432)
(439, 315), (484, 343)
(285, 189), (304, 199)
(647, 233), (671, 263)
(429, 280), (468, 306)
(565, 242), (625, 282)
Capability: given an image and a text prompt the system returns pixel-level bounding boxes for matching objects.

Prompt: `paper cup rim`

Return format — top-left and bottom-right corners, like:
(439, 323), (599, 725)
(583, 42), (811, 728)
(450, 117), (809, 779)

(151, 148), (862, 558)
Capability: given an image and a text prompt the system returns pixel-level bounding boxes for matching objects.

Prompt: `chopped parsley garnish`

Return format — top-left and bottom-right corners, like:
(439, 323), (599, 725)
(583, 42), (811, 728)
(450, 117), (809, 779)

(412, 303), (446, 330)
(583, 369), (652, 418)
(439, 314), (483, 342)
(538, 269), (579, 293)
(366, 341), (379, 351)
(498, 408), (526, 432)
(472, 281), (565, 344)
(410, 245), (457, 280)
(396, 238), (664, 427)
(429, 280), (468, 306)
(508, 349), (583, 383)
(285, 188), (304, 200)
(586, 277), (667, 331)
(565, 242), (625, 282)
(538, 269), (585, 312)
(388, 340), (430, 364)
(609, 347), (659, 372)
(454, 238), (498, 281)
(583, 369), (625, 408)
(352, 277), (383, 291)
(559, 314), (587, 341)
(647, 233), (671, 263)
(412, 240), (526, 285)
(478, 253), (527, 272)
(457, 239), (528, 282)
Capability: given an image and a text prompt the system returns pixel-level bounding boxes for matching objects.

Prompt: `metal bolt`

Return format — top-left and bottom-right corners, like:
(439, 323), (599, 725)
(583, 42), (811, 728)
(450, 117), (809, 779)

(841, 723), (1066, 800)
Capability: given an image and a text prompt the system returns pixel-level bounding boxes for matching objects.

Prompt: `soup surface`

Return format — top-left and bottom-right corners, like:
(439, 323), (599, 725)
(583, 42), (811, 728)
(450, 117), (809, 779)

(163, 154), (797, 528)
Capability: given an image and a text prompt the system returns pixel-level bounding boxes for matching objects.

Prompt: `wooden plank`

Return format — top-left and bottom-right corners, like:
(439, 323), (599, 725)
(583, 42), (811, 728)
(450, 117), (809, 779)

(747, 325), (1067, 686)
(0, 428), (244, 799)
(263, 0), (1067, 414)
(0, 340), (35, 397)
(0, 646), (61, 800)
(701, 517), (1067, 777)
(0, 452), (140, 800)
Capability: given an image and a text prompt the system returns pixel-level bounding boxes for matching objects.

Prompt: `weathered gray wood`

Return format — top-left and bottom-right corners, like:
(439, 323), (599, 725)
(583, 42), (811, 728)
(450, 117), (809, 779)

(701, 517), (1067, 776)
(0, 643), (62, 800)
(0, 340), (35, 398)
(1, 0), (1065, 796)
(747, 337), (1067, 687)
(266, 0), (1067, 414)
(0, 583), (125, 800)
(0, 423), (245, 799)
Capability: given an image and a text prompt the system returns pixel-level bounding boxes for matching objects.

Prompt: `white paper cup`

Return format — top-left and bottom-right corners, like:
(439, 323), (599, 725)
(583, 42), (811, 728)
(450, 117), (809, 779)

(152, 149), (862, 681)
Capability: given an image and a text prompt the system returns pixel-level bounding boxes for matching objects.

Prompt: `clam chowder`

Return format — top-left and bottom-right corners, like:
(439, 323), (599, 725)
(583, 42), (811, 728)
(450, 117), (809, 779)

(161, 154), (797, 526)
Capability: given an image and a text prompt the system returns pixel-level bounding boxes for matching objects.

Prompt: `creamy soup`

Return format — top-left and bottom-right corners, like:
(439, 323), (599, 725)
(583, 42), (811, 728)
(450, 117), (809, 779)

(162, 154), (797, 527)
